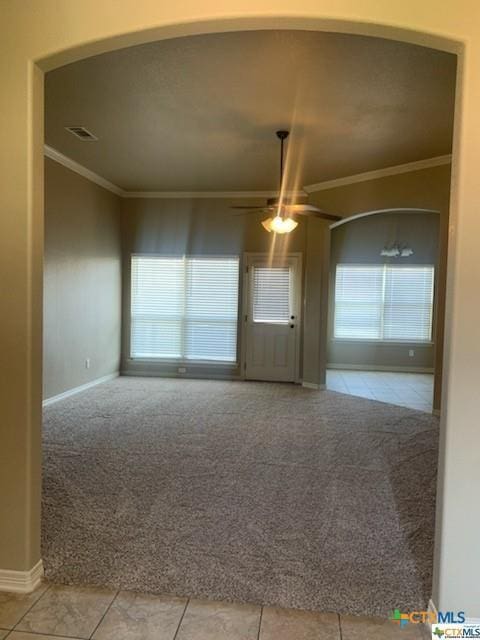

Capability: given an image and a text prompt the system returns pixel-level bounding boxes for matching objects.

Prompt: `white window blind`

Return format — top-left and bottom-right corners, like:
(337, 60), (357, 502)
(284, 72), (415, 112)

(131, 256), (239, 362)
(334, 264), (434, 342)
(252, 266), (291, 323)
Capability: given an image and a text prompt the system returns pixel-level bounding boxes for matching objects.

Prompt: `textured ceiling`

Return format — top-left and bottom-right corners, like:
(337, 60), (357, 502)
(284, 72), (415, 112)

(45, 30), (456, 191)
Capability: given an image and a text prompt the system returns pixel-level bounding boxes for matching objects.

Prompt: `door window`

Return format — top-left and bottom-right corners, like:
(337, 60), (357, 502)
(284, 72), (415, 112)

(251, 266), (291, 324)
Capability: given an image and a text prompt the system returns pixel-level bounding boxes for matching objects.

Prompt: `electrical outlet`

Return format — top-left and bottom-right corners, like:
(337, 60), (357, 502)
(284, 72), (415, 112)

(178, 367), (187, 374)
(408, 350), (415, 357)
(85, 358), (90, 369)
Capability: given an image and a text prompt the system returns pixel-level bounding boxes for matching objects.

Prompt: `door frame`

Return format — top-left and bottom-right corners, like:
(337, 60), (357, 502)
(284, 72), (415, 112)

(240, 252), (303, 383)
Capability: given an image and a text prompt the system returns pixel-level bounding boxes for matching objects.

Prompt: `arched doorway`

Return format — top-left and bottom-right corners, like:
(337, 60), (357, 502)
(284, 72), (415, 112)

(328, 208), (444, 413)
(2, 3), (478, 616)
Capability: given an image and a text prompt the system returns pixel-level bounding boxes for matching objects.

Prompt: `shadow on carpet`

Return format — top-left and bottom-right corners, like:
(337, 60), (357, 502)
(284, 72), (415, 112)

(42, 377), (439, 616)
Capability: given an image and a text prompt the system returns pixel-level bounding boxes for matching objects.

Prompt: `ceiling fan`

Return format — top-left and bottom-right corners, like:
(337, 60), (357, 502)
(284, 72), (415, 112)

(232, 130), (341, 233)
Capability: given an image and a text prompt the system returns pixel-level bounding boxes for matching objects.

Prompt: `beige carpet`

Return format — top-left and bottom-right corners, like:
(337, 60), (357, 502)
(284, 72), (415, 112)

(42, 377), (439, 616)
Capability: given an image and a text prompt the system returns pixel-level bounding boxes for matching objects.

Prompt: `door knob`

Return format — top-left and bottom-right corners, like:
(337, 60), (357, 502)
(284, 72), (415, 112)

(291, 315), (295, 320)
(290, 324), (295, 329)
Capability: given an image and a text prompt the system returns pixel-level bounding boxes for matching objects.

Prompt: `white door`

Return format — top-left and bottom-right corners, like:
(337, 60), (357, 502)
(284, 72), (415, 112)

(244, 254), (301, 382)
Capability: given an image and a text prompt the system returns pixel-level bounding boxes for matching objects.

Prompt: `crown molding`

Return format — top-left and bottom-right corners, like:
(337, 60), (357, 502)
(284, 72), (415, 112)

(44, 145), (124, 196)
(329, 206), (439, 229)
(304, 154), (452, 193)
(44, 146), (304, 199)
(44, 145), (451, 200)
(123, 190), (306, 199)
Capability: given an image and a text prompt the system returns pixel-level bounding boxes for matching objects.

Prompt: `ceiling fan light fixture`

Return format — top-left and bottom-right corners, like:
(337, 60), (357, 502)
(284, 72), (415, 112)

(232, 131), (341, 226)
(261, 218), (274, 233)
(262, 215), (298, 234)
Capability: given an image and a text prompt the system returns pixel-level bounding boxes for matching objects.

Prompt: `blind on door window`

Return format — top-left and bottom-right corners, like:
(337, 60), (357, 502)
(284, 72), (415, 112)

(131, 256), (239, 362)
(252, 266), (291, 323)
(334, 264), (434, 342)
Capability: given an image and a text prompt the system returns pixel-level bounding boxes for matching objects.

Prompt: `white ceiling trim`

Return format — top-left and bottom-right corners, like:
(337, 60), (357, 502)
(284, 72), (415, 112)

(44, 145), (124, 196)
(329, 207), (439, 229)
(44, 146), (305, 199)
(123, 190), (306, 199)
(44, 145), (452, 199)
(304, 154), (452, 193)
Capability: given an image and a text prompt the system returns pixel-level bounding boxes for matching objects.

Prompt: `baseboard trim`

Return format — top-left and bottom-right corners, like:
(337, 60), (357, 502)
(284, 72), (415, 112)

(43, 372), (119, 407)
(327, 363), (434, 373)
(427, 598), (438, 632)
(427, 599), (480, 632)
(0, 560), (44, 593)
(302, 382), (326, 390)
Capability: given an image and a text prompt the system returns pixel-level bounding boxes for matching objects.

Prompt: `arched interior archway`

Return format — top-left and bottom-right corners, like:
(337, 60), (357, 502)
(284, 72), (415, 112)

(327, 208), (443, 407)
(34, 20), (462, 616)
(4, 2), (480, 617)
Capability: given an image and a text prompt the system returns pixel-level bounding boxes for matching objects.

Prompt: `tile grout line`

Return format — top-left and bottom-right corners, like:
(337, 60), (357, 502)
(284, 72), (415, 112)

(172, 597), (190, 640)
(338, 613), (343, 640)
(256, 605), (264, 640)
(88, 589), (120, 639)
(11, 582), (53, 632)
(8, 629), (87, 639)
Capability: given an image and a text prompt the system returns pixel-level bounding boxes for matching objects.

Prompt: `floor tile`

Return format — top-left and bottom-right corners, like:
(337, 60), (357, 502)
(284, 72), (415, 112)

(0, 630), (9, 639)
(416, 392), (434, 401)
(346, 388), (376, 399)
(372, 394), (401, 403)
(325, 376), (348, 390)
(395, 392), (424, 400)
(16, 585), (116, 639)
(369, 383), (397, 391)
(0, 583), (49, 629)
(175, 599), (261, 640)
(344, 383), (371, 391)
(92, 591), (187, 640)
(340, 614), (423, 639)
(327, 384), (348, 393)
(327, 370), (433, 412)
(259, 606), (340, 639)
(418, 625), (432, 639)
(409, 405), (430, 413)
(9, 633), (73, 640)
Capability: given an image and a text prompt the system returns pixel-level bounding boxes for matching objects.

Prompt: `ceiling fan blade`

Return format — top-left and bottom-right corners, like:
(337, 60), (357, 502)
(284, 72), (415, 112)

(231, 209), (264, 216)
(285, 203), (327, 213)
(309, 211), (343, 221)
(230, 205), (265, 210)
(284, 203), (341, 221)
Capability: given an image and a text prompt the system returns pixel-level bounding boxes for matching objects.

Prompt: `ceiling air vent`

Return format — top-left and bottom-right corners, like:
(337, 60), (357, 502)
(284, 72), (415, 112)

(65, 126), (98, 141)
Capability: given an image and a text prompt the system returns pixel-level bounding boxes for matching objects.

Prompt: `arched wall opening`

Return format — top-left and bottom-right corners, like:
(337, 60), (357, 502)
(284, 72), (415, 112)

(3, 3), (479, 616)
(327, 208), (443, 408)
(30, 18), (464, 616)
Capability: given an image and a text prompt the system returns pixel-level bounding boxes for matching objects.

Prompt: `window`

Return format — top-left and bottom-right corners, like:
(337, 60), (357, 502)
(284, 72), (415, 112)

(252, 266), (291, 324)
(130, 255), (239, 362)
(334, 264), (434, 342)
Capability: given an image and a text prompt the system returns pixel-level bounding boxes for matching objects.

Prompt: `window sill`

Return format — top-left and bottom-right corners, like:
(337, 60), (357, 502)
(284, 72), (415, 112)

(128, 357), (238, 367)
(331, 339), (434, 347)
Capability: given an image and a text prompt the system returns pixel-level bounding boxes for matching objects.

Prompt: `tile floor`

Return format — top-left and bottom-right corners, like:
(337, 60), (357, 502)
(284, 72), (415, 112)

(0, 583), (430, 640)
(326, 369), (434, 413)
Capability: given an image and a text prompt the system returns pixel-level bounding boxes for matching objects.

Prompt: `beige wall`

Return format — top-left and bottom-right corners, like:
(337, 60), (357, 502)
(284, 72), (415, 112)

(43, 159), (122, 400)
(1, 0), (480, 616)
(328, 209), (440, 372)
(120, 197), (329, 384)
(121, 193), (442, 386)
